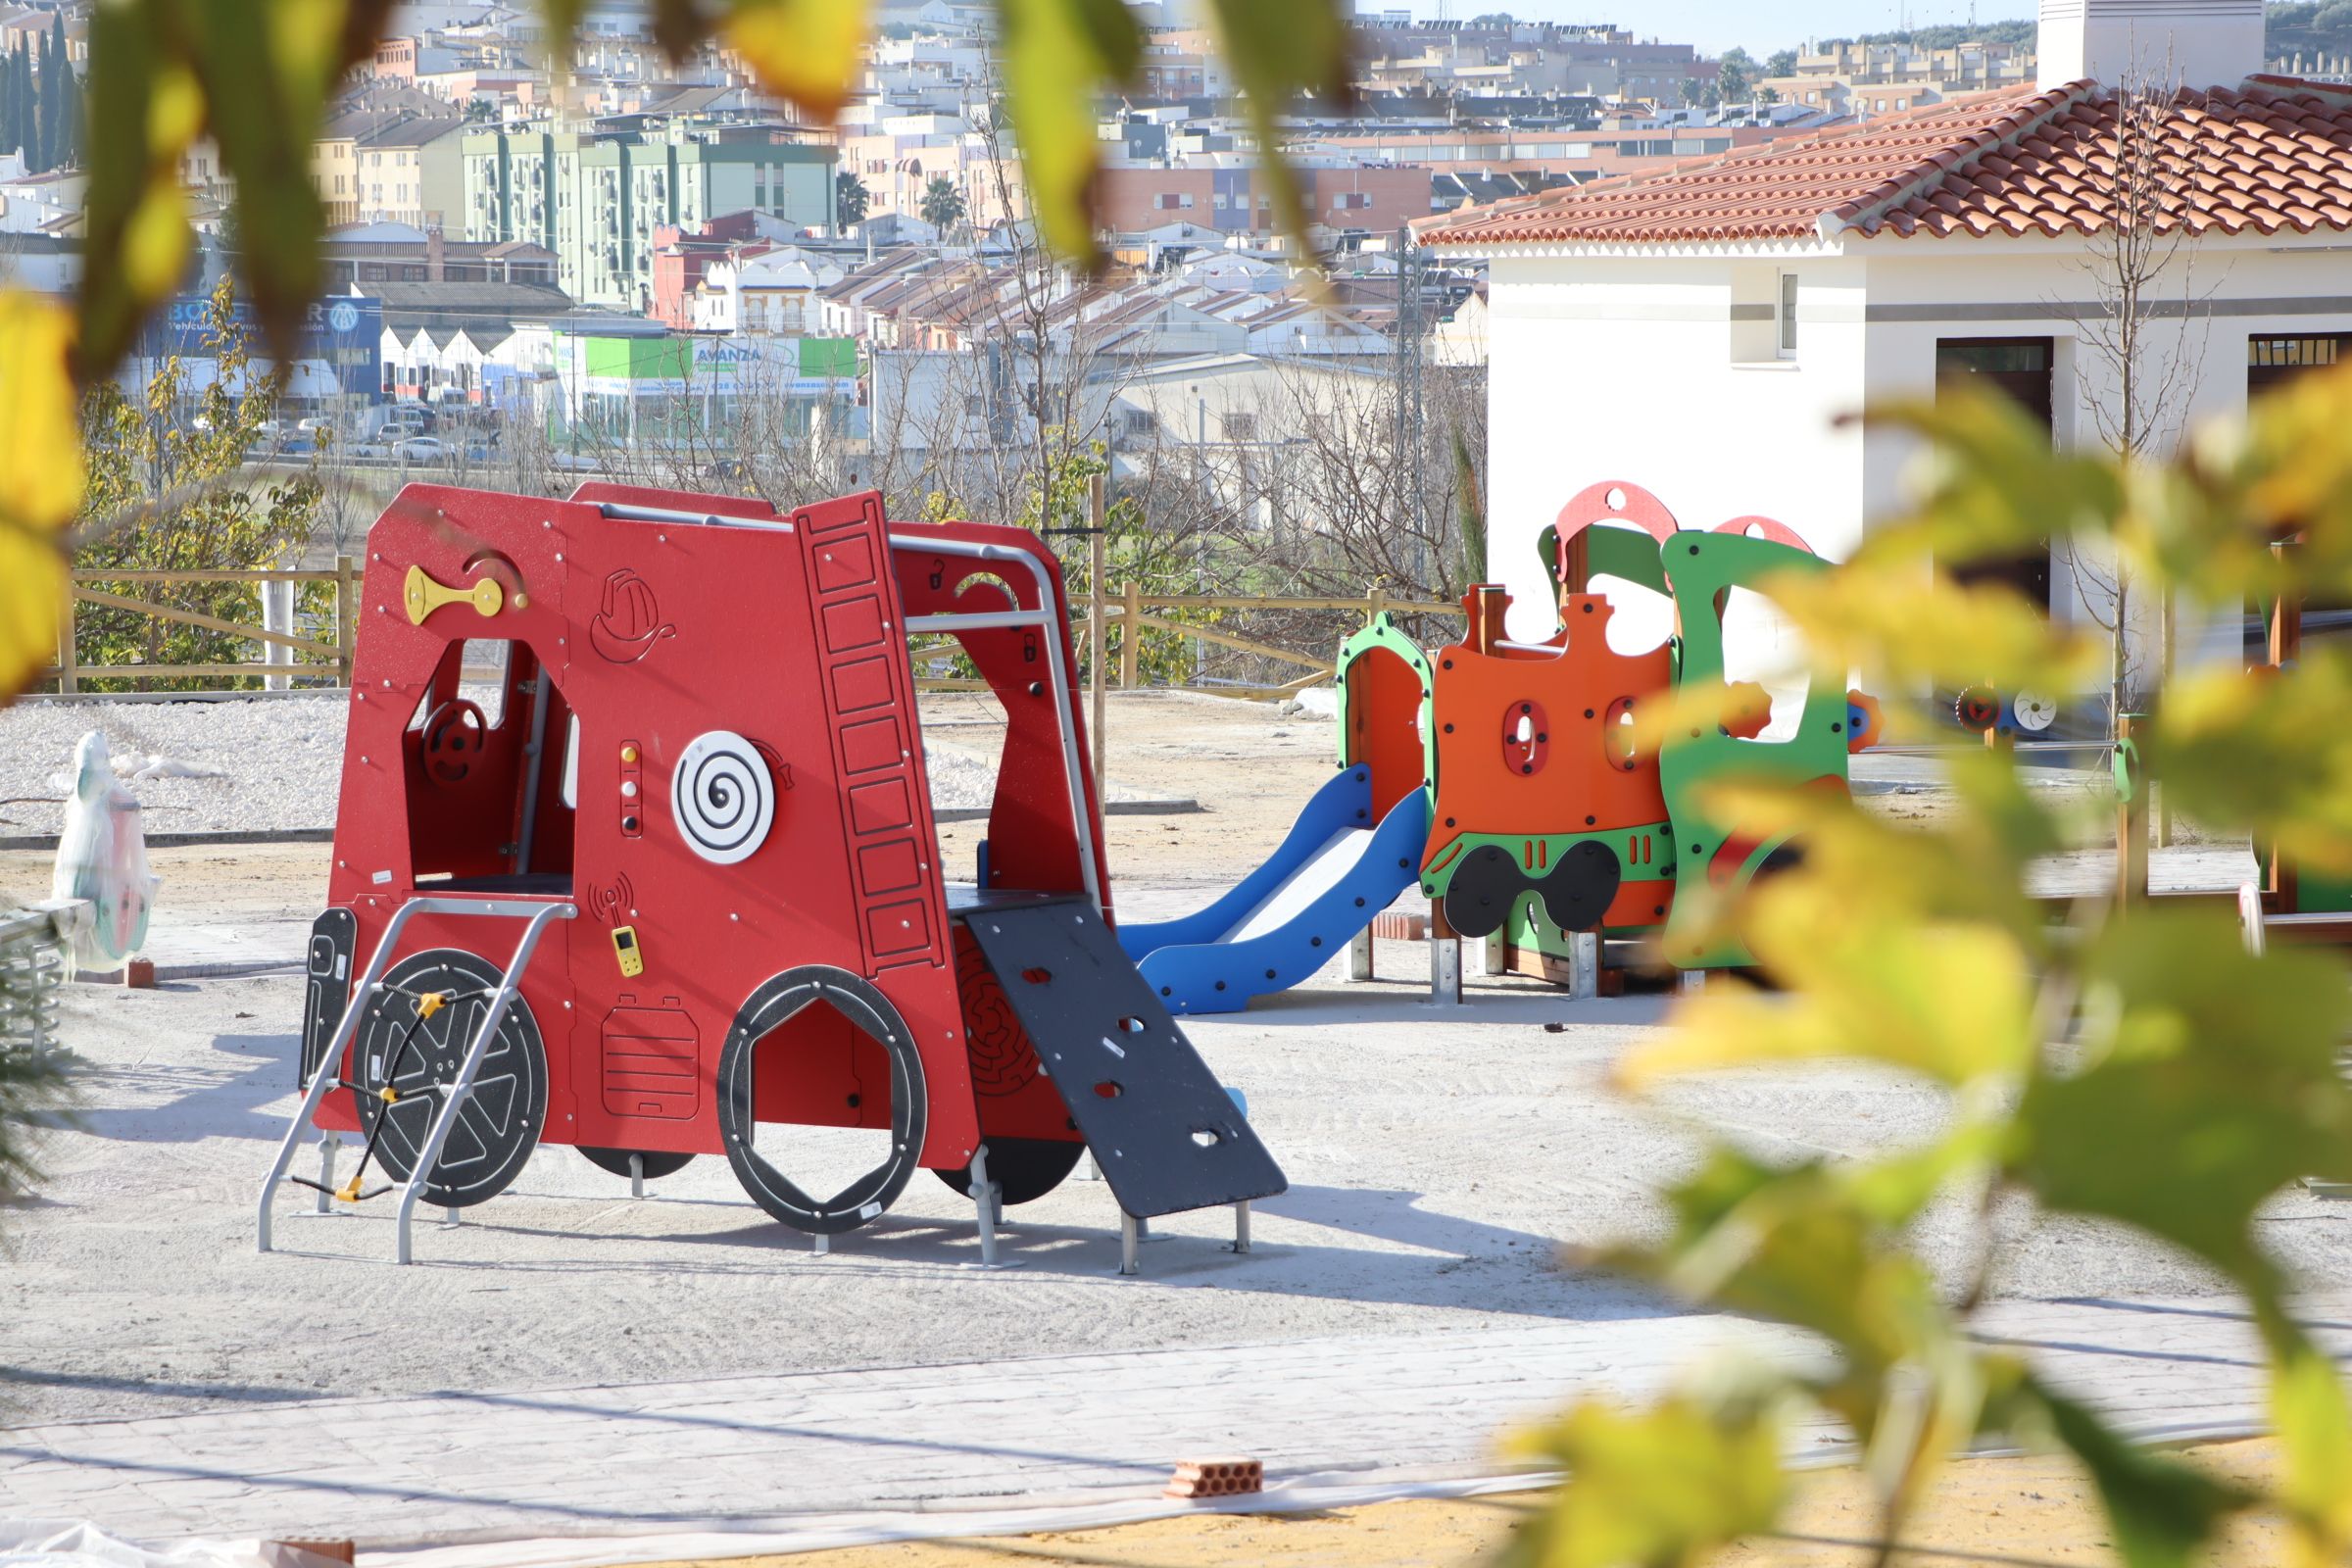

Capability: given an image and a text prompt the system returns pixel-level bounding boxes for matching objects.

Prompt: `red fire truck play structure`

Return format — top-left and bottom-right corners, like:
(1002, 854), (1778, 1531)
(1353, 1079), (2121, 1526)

(257, 483), (1286, 1270)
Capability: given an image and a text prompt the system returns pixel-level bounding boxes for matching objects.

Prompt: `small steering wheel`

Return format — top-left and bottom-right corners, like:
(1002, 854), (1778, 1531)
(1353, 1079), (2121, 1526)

(420, 700), (488, 785)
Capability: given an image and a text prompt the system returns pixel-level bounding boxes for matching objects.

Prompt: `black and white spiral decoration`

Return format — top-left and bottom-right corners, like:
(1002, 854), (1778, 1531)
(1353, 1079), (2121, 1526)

(671, 730), (775, 865)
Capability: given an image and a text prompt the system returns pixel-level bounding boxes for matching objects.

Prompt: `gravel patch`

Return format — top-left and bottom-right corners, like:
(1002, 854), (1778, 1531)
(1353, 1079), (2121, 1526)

(0, 694), (1166, 840)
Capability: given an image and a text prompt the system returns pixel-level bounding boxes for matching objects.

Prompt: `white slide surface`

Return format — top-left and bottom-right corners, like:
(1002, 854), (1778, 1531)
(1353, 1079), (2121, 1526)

(1223, 826), (1376, 945)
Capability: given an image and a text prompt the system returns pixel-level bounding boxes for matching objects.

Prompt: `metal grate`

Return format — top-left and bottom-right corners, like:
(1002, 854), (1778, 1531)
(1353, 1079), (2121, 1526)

(0, 908), (66, 1055)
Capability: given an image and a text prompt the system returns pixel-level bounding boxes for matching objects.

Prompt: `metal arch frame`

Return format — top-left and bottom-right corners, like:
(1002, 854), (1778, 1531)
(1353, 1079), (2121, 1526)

(257, 895), (576, 1263)
(593, 503), (1102, 915)
(889, 533), (1102, 915)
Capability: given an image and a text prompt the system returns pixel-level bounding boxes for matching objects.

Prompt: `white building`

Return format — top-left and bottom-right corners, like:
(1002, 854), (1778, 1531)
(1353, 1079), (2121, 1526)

(1421, 0), (2352, 663)
(696, 246), (846, 335)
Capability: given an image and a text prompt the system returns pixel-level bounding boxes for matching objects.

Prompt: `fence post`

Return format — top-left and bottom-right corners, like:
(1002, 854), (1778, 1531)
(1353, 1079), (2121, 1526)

(1088, 475), (1106, 789)
(56, 587), (77, 696)
(1120, 580), (1141, 690)
(334, 556), (356, 688)
(261, 579), (296, 692)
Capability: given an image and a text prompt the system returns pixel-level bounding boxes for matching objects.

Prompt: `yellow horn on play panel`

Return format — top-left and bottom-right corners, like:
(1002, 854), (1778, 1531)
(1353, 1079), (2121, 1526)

(403, 564), (506, 625)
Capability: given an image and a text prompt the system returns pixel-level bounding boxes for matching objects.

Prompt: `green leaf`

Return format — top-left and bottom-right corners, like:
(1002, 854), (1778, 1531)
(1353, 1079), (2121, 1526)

(1498, 1389), (1789, 1568)
(996, 0), (1141, 262)
(74, 0), (194, 385)
(178, 0), (391, 368)
(1200, 0), (1352, 260)
(2009, 908), (2352, 1295)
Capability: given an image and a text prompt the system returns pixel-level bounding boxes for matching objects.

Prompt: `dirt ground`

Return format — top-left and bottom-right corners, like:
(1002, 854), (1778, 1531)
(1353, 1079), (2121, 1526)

(650, 1439), (2288, 1568)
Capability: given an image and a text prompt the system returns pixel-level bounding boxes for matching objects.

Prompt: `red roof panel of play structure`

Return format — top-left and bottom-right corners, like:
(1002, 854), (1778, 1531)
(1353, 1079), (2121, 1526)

(1415, 77), (2352, 247)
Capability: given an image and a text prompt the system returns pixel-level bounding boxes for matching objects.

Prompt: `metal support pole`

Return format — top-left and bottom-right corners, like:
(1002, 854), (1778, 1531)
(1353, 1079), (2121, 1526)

(628, 1152), (645, 1200)
(1570, 932), (1598, 1002)
(1089, 474), (1106, 792)
(312, 1135), (340, 1215)
(1428, 932), (1461, 1007)
(971, 1143), (1000, 1266)
(1348, 926), (1374, 982)
(1679, 968), (1708, 995)
(1119, 1210), (1140, 1277)
(1230, 1200), (1251, 1254)
(392, 901), (574, 1264)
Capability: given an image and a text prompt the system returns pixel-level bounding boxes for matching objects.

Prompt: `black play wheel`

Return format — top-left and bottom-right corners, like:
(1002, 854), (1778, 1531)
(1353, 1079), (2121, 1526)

(578, 1147), (696, 1180)
(1441, 843), (1528, 940)
(351, 948), (547, 1208)
(1534, 839), (1623, 935)
(935, 1137), (1086, 1206)
(717, 965), (928, 1236)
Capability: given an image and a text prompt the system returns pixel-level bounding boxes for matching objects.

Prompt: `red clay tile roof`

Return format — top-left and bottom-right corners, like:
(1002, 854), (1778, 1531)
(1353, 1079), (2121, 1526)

(1416, 77), (2352, 248)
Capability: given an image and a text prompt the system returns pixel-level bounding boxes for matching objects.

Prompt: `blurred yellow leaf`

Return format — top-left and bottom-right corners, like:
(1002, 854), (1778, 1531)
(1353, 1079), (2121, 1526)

(996, 0), (1141, 262)
(1858, 387), (2128, 574)
(723, 0), (873, 120)
(2156, 653), (2352, 874)
(2268, 1333), (2352, 1568)
(0, 293), (82, 701)
(1636, 912), (2034, 1089)
(1499, 1390), (1788, 1568)
(1200, 0), (1352, 262)
(1764, 561), (2097, 698)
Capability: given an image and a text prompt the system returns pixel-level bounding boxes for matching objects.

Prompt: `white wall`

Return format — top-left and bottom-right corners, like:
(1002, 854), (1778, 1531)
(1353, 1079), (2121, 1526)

(1856, 229), (2352, 676)
(1482, 247), (1870, 642)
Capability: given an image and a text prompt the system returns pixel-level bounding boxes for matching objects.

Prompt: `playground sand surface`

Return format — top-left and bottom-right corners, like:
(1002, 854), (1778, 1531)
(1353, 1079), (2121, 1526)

(640, 1438), (2288, 1567)
(0, 691), (2317, 1434)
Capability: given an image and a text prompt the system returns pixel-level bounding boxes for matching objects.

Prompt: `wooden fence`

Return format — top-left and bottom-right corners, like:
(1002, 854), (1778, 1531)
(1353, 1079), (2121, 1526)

(38, 564), (1463, 699)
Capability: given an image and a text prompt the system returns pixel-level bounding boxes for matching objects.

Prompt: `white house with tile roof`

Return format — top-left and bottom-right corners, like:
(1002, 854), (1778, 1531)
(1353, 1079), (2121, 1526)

(1420, 0), (2352, 688)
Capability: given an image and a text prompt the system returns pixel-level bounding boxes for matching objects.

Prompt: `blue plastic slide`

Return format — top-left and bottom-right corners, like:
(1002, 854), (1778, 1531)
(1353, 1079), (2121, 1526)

(1117, 764), (1428, 1014)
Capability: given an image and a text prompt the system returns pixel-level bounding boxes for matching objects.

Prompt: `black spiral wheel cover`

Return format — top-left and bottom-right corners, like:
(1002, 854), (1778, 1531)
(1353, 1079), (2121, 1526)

(1535, 840), (1623, 935)
(351, 948), (547, 1208)
(717, 965), (927, 1235)
(1442, 844), (1528, 940)
(935, 1137), (1085, 1206)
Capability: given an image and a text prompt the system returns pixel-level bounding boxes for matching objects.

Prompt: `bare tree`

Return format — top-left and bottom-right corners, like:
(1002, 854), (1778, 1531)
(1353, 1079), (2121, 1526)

(2058, 55), (2216, 740)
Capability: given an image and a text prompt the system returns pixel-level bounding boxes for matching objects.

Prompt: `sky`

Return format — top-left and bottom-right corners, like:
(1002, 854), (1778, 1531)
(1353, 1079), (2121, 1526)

(1390, 3), (2031, 57)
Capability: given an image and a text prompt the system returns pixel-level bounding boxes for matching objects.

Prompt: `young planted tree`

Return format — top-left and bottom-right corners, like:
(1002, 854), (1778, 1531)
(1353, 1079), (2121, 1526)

(2059, 63), (2212, 741)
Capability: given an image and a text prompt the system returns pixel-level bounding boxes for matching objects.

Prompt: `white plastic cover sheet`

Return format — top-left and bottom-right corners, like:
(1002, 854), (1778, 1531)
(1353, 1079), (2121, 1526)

(49, 731), (158, 968)
(0, 1522), (276, 1568)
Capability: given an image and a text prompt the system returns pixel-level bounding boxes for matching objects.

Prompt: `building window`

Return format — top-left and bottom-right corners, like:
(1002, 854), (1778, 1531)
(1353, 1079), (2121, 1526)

(1220, 412), (1255, 442)
(1777, 271), (1798, 356)
(1936, 337), (2055, 610)
(2249, 334), (2348, 395)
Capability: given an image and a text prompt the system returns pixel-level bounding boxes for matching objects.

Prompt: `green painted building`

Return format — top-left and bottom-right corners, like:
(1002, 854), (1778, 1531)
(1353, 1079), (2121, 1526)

(552, 326), (860, 445)
(462, 127), (835, 310)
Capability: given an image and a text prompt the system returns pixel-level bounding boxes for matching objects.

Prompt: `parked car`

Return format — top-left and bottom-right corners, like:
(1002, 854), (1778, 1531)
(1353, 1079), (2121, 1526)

(392, 435), (446, 461)
(296, 416), (335, 435)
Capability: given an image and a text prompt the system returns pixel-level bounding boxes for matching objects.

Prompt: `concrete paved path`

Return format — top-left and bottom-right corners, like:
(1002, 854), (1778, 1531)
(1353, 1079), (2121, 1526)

(2, 1295), (2343, 1549)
